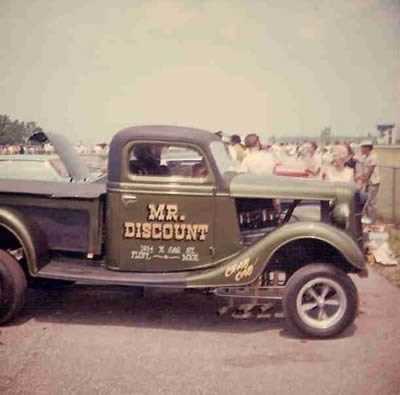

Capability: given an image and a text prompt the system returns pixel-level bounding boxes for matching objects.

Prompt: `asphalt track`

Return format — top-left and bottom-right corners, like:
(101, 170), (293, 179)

(1, 269), (400, 395)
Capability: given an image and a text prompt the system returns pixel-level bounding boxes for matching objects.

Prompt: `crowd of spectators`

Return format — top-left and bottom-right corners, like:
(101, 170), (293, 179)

(0, 142), (108, 156)
(221, 133), (380, 224)
(0, 143), (54, 155)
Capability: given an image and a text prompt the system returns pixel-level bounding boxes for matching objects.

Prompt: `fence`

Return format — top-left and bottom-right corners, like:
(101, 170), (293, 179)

(377, 166), (400, 224)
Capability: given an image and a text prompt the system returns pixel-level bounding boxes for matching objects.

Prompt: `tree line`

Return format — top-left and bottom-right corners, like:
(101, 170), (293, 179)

(0, 114), (44, 144)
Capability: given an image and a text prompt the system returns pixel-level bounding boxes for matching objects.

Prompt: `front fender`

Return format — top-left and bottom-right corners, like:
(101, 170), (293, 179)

(0, 206), (49, 275)
(188, 222), (365, 287)
(262, 222), (365, 271)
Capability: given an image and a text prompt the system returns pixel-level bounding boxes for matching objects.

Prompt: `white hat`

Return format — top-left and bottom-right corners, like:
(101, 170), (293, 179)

(360, 140), (373, 147)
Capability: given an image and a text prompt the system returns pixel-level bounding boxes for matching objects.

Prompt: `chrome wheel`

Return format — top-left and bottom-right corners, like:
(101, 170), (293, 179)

(296, 277), (347, 330)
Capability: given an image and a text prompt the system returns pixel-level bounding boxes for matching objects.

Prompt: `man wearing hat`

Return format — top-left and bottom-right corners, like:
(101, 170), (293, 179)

(357, 140), (380, 223)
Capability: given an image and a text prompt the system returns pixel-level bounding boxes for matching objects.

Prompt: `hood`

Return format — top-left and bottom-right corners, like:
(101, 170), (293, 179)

(229, 173), (355, 202)
(30, 132), (90, 182)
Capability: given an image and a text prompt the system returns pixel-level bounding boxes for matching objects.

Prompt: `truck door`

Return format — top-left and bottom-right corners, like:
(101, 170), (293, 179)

(106, 142), (216, 272)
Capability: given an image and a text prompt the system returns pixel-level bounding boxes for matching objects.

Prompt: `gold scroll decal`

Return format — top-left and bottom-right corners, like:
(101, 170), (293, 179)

(225, 257), (254, 282)
(123, 203), (209, 241)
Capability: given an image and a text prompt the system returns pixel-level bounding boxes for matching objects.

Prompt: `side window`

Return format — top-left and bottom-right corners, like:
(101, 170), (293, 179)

(128, 143), (209, 179)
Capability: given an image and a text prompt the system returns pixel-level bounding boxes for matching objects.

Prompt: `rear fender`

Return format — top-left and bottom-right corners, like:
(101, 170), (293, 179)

(188, 222), (365, 287)
(0, 207), (49, 275)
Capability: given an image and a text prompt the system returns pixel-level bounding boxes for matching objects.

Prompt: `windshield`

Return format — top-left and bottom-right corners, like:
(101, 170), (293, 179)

(210, 141), (239, 175)
(0, 158), (67, 182)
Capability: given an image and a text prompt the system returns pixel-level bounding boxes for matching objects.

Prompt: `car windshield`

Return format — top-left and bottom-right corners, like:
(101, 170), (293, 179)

(0, 157), (68, 182)
(210, 141), (239, 174)
(49, 157), (70, 178)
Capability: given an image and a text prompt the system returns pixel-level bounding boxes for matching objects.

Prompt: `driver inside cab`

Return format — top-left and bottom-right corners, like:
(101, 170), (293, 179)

(130, 144), (169, 176)
(192, 159), (208, 178)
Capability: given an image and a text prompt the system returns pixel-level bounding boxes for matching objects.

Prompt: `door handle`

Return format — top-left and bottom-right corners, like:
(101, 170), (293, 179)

(121, 194), (137, 206)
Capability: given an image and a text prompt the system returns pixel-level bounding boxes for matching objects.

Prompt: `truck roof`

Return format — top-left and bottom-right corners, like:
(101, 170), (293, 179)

(110, 125), (219, 148)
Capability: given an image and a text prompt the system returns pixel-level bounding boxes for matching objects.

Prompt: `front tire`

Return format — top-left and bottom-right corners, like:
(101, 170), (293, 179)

(283, 263), (358, 338)
(0, 250), (27, 324)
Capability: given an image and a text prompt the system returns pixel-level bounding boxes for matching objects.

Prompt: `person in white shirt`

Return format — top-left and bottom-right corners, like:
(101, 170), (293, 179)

(303, 142), (322, 178)
(322, 145), (354, 183)
(239, 134), (277, 175)
(321, 146), (333, 167)
(356, 141), (380, 223)
(228, 134), (246, 163)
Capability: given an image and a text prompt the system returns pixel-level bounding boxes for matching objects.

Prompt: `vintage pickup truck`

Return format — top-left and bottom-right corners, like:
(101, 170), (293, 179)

(0, 125), (366, 338)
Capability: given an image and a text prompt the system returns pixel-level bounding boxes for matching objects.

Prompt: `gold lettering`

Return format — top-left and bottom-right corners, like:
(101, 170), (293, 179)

(225, 264), (237, 278)
(165, 204), (178, 221)
(142, 223), (152, 239)
(152, 223), (162, 239)
(148, 204), (166, 221)
(123, 220), (209, 241)
(124, 222), (136, 238)
(238, 258), (248, 271)
(197, 225), (209, 241)
(235, 272), (243, 282)
(225, 258), (254, 281)
(174, 224), (186, 240)
(135, 223), (142, 238)
(162, 223), (173, 240)
(186, 224), (198, 241)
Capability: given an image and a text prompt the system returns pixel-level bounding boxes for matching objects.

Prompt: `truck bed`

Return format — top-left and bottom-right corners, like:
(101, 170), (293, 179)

(0, 180), (106, 256)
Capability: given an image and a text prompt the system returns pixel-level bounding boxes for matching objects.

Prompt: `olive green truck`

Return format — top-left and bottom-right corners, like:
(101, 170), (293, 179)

(0, 125), (367, 338)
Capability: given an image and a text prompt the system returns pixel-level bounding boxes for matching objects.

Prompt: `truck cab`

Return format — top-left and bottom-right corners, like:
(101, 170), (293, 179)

(105, 126), (241, 273)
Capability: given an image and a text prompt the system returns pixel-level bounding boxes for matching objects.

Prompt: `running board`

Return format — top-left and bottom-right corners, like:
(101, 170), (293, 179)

(36, 257), (190, 288)
(214, 286), (285, 301)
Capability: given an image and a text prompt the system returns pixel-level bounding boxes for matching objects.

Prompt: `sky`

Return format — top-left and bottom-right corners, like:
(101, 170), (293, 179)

(0, 0), (399, 143)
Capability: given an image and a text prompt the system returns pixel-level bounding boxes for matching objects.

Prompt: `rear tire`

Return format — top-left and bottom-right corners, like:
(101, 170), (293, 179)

(283, 263), (358, 338)
(0, 250), (27, 324)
